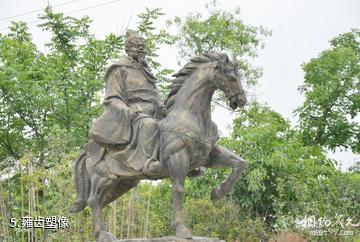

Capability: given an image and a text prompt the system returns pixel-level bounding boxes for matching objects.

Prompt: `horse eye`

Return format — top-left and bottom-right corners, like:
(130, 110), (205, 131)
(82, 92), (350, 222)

(227, 71), (237, 82)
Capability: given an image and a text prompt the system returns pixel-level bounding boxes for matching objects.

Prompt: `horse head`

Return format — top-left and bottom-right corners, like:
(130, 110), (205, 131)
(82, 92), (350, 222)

(210, 53), (247, 110)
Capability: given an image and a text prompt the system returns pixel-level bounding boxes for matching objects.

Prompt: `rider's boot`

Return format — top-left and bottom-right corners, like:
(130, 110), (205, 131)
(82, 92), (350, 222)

(142, 158), (162, 176)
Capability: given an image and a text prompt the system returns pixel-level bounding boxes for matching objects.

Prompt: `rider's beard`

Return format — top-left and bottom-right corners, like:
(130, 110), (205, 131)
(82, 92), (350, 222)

(138, 55), (148, 68)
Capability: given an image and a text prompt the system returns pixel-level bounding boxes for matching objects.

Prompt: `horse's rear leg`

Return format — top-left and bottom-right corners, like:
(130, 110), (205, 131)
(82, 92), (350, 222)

(87, 173), (114, 238)
(166, 148), (192, 239)
(207, 145), (247, 202)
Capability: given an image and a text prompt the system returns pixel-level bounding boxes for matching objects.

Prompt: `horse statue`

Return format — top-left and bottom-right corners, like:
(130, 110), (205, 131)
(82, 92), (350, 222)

(71, 53), (247, 239)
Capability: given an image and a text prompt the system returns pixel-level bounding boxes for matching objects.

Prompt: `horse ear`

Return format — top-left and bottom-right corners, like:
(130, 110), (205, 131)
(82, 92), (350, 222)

(219, 53), (229, 63)
(216, 53), (229, 72)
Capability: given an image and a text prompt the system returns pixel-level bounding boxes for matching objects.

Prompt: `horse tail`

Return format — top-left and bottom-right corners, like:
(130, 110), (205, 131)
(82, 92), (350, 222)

(70, 151), (90, 213)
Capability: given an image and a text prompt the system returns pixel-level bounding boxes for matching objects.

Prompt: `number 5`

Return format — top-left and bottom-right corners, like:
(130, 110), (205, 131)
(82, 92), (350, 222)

(9, 218), (17, 228)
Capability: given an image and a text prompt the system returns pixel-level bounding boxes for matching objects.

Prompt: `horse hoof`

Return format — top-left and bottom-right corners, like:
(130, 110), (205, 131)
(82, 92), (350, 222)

(210, 187), (223, 202)
(176, 224), (192, 239)
(93, 230), (100, 238)
(93, 225), (102, 238)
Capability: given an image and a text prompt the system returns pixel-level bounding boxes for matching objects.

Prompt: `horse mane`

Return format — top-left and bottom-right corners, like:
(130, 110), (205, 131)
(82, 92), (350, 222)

(165, 53), (227, 111)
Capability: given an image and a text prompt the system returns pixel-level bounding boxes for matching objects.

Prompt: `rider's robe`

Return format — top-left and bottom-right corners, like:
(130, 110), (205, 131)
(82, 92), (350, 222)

(89, 57), (161, 176)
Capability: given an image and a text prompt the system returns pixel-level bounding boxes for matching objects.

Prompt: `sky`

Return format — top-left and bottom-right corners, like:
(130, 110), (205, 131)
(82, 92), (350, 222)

(0, 0), (359, 170)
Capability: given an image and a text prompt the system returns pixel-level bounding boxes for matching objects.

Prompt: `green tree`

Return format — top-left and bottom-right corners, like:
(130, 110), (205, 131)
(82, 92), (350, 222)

(349, 160), (360, 173)
(189, 102), (337, 230)
(223, 103), (336, 224)
(38, 7), (124, 151)
(296, 29), (360, 153)
(0, 22), (42, 161)
(0, 17), (122, 164)
(137, 7), (175, 97)
(169, 1), (271, 86)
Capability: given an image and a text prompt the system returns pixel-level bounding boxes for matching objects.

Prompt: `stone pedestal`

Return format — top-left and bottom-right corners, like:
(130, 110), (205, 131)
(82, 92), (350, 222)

(98, 231), (225, 242)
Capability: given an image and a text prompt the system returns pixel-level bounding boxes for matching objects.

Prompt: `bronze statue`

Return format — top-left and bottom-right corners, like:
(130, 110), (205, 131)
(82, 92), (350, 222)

(71, 30), (247, 240)
(89, 30), (163, 176)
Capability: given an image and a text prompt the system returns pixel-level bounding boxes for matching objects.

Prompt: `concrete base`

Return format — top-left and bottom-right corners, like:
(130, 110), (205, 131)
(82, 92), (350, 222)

(98, 231), (224, 242)
(117, 237), (224, 242)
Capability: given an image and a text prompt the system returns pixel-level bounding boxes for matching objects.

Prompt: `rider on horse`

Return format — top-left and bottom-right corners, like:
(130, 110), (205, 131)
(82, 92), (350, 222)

(89, 30), (164, 176)
(72, 46), (248, 239)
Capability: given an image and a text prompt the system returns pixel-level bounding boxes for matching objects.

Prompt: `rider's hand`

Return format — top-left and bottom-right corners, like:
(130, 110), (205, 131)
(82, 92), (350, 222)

(129, 108), (140, 121)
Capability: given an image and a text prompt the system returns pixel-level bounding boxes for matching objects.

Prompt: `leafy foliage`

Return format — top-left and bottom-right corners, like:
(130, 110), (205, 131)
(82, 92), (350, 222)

(189, 102), (359, 240)
(296, 29), (360, 153)
(168, 1), (271, 86)
(202, 103), (335, 223)
(137, 7), (176, 98)
(0, 15), (122, 164)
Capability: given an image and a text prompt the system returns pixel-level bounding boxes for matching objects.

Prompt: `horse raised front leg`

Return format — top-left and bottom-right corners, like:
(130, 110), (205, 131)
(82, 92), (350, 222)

(166, 148), (192, 239)
(207, 144), (247, 202)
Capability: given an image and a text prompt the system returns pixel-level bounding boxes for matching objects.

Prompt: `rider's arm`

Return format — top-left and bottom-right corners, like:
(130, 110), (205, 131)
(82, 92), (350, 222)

(103, 66), (138, 120)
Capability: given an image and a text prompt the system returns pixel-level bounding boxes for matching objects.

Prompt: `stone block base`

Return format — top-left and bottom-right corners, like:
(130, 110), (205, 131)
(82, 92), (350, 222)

(98, 231), (224, 242)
